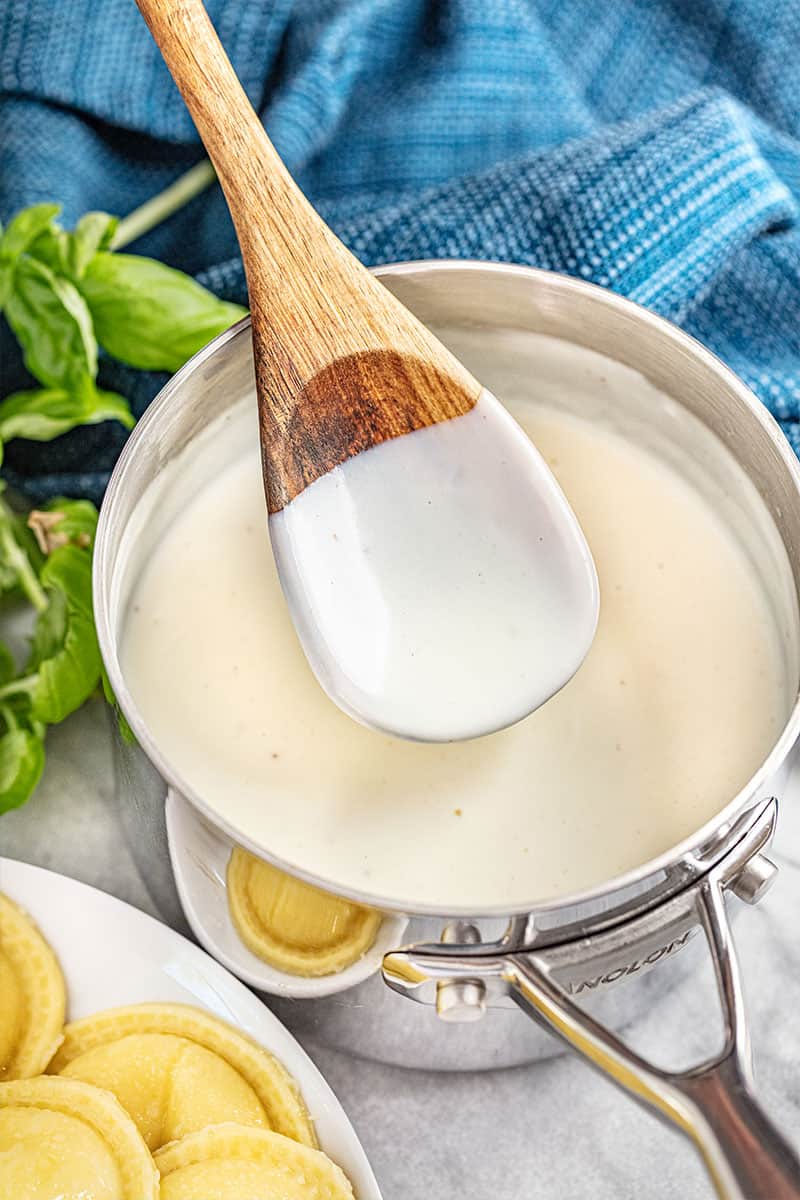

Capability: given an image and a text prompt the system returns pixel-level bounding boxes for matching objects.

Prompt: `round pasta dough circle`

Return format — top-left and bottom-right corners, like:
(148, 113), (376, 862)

(49, 1002), (316, 1146)
(0, 1076), (158, 1199)
(155, 1122), (354, 1199)
(59, 1031), (271, 1151)
(228, 848), (382, 976)
(0, 891), (65, 1079)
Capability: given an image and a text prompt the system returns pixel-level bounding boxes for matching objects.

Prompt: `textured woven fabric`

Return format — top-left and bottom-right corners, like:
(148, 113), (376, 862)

(1, 0), (799, 500)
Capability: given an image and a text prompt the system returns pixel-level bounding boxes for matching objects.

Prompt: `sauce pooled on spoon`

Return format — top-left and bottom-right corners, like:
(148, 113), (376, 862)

(269, 387), (598, 742)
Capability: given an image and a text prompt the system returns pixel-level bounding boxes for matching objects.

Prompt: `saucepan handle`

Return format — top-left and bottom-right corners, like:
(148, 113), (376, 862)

(680, 1054), (799, 1199)
(506, 878), (800, 1199)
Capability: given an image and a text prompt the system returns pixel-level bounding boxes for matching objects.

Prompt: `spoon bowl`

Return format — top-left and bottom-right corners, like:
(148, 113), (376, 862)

(271, 386), (599, 741)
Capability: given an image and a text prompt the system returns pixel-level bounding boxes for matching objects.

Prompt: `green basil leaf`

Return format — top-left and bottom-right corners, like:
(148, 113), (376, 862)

(0, 500), (15, 596)
(5, 258), (98, 389)
(0, 559), (18, 594)
(0, 500), (44, 600)
(28, 498), (98, 555)
(0, 204), (61, 265)
(0, 262), (11, 309)
(45, 498), (98, 546)
(0, 726), (45, 814)
(28, 579), (67, 665)
(0, 389), (74, 441)
(27, 545), (100, 724)
(25, 225), (69, 274)
(81, 252), (247, 373)
(26, 212), (118, 282)
(79, 385), (135, 430)
(0, 382), (133, 444)
(68, 212), (118, 277)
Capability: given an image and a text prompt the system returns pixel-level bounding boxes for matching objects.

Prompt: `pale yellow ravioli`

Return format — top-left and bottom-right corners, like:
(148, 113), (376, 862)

(0, 1076), (158, 1199)
(0, 892), (65, 1079)
(50, 1002), (316, 1146)
(155, 1122), (354, 1200)
(227, 848), (382, 977)
(59, 1032), (269, 1152)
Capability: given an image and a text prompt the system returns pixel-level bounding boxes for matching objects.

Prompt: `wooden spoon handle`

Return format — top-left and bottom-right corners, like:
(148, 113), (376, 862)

(136, 0), (459, 366)
(136, 0), (480, 509)
(134, 0), (336, 348)
(134, 0), (285, 216)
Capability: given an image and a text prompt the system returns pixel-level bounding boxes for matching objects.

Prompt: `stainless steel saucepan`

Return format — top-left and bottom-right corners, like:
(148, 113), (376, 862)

(95, 261), (800, 1198)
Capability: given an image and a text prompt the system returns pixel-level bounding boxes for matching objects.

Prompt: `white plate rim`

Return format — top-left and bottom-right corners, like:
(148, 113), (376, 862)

(0, 856), (381, 1199)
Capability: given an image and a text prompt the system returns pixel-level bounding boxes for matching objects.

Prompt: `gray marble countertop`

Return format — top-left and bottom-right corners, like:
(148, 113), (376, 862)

(2, 697), (799, 1198)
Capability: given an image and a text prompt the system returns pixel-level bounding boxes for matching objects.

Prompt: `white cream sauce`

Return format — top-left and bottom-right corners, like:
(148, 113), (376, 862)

(120, 333), (791, 910)
(270, 389), (598, 742)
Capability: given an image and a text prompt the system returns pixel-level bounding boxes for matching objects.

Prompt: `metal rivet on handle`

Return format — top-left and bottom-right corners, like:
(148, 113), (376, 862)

(435, 921), (487, 1023)
(730, 853), (778, 905)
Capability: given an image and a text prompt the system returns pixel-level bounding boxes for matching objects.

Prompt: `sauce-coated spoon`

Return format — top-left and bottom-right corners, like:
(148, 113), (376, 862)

(136, 0), (599, 741)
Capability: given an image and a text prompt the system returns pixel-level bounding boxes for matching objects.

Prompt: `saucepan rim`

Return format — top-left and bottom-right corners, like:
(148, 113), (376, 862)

(94, 259), (800, 920)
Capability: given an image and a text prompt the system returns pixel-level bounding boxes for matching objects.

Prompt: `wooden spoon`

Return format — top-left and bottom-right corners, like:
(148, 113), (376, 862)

(135, 0), (599, 742)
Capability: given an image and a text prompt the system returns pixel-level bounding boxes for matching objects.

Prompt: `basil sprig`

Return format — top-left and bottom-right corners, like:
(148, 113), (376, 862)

(0, 203), (246, 460)
(0, 197), (247, 813)
(0, 497), (99, 812)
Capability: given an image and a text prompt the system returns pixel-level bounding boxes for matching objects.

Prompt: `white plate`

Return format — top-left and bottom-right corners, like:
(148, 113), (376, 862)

(166, 789), (409, 999)
(0, 856), (381, 1199)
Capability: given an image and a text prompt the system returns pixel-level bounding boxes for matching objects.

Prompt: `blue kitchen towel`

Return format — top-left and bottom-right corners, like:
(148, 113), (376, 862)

(1, 0), (800, 501)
